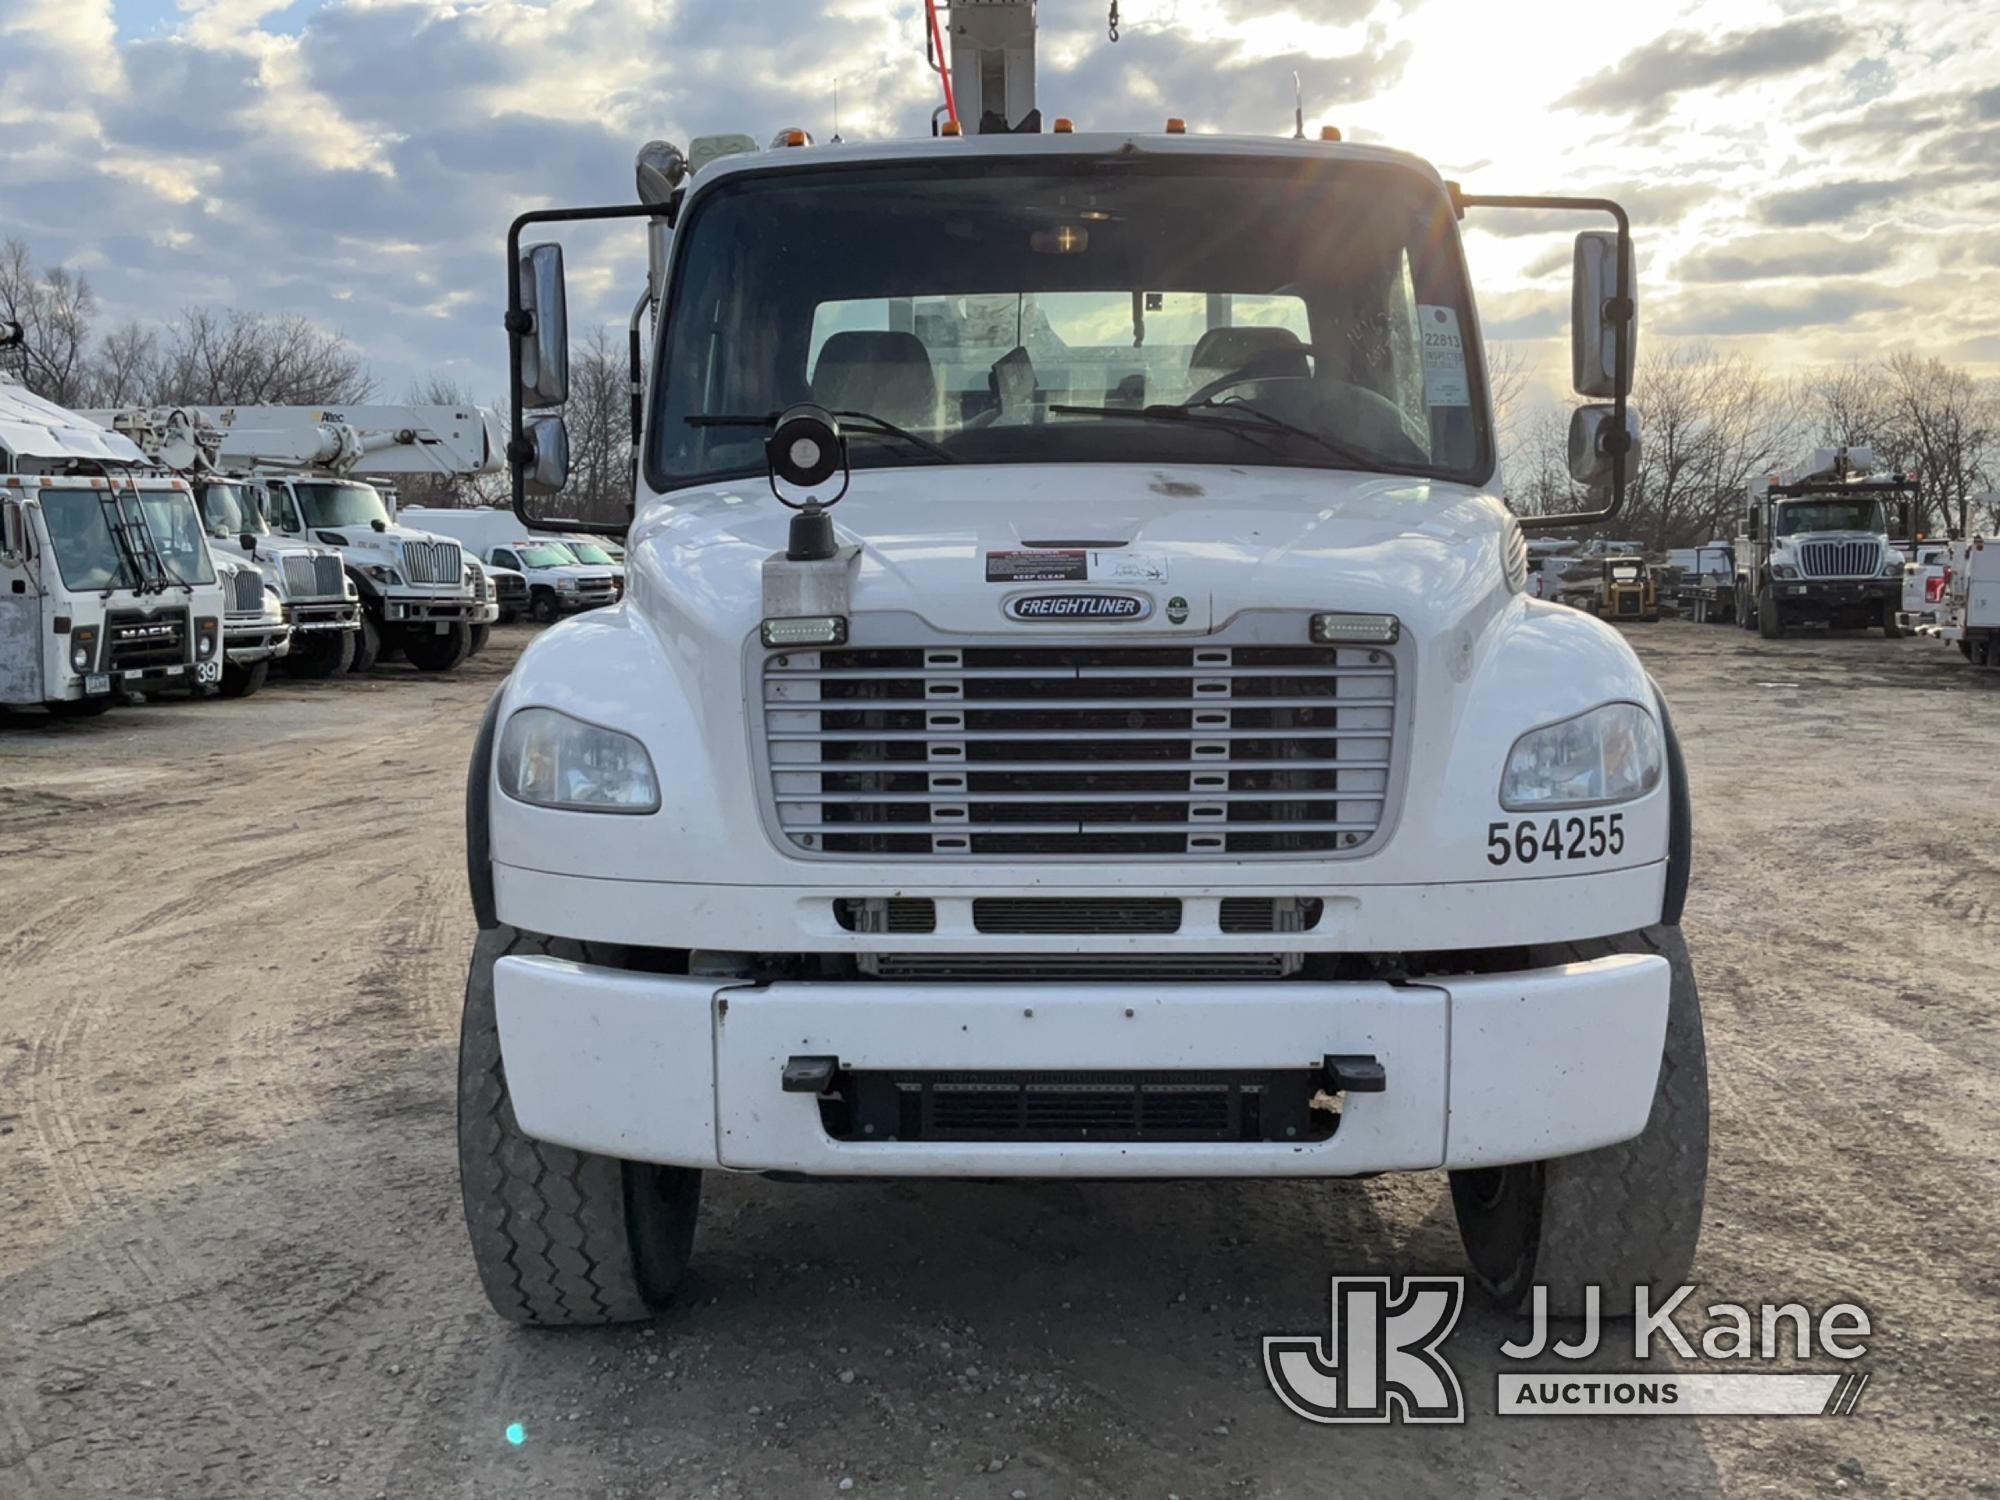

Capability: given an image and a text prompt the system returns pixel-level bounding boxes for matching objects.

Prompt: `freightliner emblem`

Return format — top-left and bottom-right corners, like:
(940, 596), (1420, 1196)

(1005, 592), (1151, 622)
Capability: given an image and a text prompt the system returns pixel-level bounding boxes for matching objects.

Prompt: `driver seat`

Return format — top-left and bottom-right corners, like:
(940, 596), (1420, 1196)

(1187, 326), (1310, 385)
(811, 331), (939, 430)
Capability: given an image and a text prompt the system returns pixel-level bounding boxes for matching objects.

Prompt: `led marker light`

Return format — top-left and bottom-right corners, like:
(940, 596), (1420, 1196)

(761, 615), (848, 648)
(1310, 612), (1400, 644)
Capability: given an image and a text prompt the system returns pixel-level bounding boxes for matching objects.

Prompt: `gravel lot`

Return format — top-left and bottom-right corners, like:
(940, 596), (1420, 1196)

(3, 620), (1995, 1498)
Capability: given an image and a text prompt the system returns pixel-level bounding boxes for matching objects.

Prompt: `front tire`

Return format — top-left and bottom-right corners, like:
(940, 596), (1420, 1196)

(404, 622), (471, 672)
(282, 629), (354, 679)
(1757, 583), (1785, 638)
(219, 658), (269, 698)
(468, 622), (492, 656)
(1449, 926), (1708, 1316)
(530, 590), (561, 624)
(350, 612), (383, 673)
(458, 925), (702, 1326)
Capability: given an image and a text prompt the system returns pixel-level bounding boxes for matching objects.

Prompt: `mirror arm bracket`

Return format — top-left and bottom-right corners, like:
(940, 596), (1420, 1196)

(505, 202), (666, 538)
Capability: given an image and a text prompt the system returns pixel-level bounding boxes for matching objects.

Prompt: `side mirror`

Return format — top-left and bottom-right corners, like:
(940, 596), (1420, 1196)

(518, 242), (570, 408)
(1572, 230), (1635, 399)
(0, 498), (25, 560)
(524, 417), (571, 496)
(1567, 404), (1641, 488)
(239, 531), (256, 553)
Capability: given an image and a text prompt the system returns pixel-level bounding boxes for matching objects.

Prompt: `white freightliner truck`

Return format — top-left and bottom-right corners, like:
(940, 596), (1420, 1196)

(457, 3), (1697, 1329)
(188, 405), (503, 672)
(1, 374), (228, 715)
(1732, 448), (1914, 639)
(85, 406), (364, 679)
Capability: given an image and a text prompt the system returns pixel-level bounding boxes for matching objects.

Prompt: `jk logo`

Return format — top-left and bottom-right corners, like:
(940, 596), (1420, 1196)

(1263, 1276), (1466, 1424)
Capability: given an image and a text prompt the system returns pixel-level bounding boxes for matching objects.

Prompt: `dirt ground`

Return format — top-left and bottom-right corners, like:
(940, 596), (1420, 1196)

(2, 620), (1995, 1499)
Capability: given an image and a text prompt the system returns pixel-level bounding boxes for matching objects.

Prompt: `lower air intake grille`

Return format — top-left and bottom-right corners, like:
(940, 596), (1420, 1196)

(856, 952), (1298, 981)
(824, 1068), (1332, 1144)
(832, 898), (937, 934)
(972, 897), (1180, 934)
(762, 634), (1398, 860)
(1218, 897), (1325, 934)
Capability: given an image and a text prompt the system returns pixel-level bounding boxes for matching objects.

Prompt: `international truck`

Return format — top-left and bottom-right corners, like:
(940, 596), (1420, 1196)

(210, 551), (290, 697)
(85, 407), (364, 678)
(395, 504), (623, 621)
(456, 1), (1699, 1329)
(187, 405), (503, 672)
(1733, 448), (1914, 639)
(1, 376), (227, 716)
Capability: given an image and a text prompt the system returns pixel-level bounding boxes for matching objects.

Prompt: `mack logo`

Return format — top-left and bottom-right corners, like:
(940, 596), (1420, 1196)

(1005, 592), (1150, 622)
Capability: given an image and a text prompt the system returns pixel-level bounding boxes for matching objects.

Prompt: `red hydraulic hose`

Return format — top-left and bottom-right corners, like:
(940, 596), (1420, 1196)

(926, 0), (959, 128)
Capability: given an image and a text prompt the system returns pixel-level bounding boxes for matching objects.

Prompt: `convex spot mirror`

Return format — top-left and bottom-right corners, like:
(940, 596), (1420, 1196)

(518, 242), (570, 409)
(1567, 404), (1642, 489)
(524, 416), (571, 496)
(1572, 230), (1635, 399)
(0, 499), (25, 559)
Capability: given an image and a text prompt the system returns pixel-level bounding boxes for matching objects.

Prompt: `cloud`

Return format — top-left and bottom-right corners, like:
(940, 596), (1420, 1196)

(1678, 230), (1900, 283)
(1755, 176), (1938, 227)
(1658, 283), (1905, 338)
(1558, 18), (1850, 118)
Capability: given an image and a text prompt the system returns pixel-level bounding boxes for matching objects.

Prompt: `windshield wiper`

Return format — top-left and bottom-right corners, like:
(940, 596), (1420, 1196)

(688, 410), (961, 465)
(1049, 401), (1379, 471)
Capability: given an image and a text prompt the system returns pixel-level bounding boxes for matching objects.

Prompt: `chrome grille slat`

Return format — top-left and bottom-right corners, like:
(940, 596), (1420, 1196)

(762, 634), (1398, 859)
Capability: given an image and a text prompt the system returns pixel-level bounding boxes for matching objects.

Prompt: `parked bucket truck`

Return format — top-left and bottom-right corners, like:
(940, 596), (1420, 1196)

(1733, 448), (1913, 639)
(455, 0), (1701, 1331)
(189, 405), (502, 672)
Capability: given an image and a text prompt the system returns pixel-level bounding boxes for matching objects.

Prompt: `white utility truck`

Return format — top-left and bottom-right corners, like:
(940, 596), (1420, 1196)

(1733, 448), (1913, 639)
(86, 406), (363, 678)
(1, 375), (227, 715)
(1896, 538), (1954, 634)
(190, 405), (502, 672)
(458, 1), (1697, 1329)
(210, 552), (290, 696)
(396, 505), (622, 621)
(1934, 536), (2000, 669)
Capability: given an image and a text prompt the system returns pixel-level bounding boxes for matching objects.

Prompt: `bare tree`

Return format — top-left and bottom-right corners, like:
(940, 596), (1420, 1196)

(151, 306), (377, 407)
(0, 238), (97, 404)
(1620, 345), (1796, 550)
(1878, 352), (1996, 536)
(562, 325), (634, 526)
(86, 319), (162, 407)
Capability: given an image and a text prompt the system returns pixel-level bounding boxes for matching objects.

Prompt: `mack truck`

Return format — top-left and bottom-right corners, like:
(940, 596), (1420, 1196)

(1, 375), (228, 716)
(1733, 448), (1914, 639)
(457, 0), (1698, 1329)
(188, 405), (503, 672)
(85, 406), (364, 678)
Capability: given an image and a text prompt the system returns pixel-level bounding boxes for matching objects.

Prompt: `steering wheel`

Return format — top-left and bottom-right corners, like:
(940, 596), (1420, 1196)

(1181, 342), (1324, 407)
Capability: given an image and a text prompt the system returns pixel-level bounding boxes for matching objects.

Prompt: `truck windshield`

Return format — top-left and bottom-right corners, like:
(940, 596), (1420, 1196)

(135, 490), (218, 585)
(564, 540), (617, 565)
(295, 481), (391, 529)
(38, 489), (135, 592)
(516, 543), (579, 568)
(651, 156), (1488, 491)
(200, 482), (269, 537)
(1775, 498), (1888, 535)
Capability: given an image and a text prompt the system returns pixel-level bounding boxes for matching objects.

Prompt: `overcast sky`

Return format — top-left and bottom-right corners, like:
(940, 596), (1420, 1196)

(3, 0), (1995, 398)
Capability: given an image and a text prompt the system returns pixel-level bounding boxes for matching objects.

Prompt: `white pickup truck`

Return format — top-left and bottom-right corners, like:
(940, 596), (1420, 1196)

(397, 505), (622, 622)
(456, 44), (1699, 1330)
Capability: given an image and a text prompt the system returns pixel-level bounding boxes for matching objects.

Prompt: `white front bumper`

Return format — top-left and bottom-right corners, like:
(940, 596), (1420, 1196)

(492, 951), (1670, 1177)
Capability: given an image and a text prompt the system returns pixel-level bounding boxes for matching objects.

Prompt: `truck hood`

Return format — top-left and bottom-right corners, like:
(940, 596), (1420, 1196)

(630, 463), (1514, 640)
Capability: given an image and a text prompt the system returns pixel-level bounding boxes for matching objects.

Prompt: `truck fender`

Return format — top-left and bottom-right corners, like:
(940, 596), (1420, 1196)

(1649, 674), (1691, 926)
(466, 685), (504, 930)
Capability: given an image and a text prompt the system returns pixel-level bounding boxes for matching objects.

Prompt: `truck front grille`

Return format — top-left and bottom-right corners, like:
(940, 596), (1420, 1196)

(105, 609), (189, 670)
(399, 539), (463, 585)
(281, 555), (345, 600)
(762, 640), (1396, 859)
(1797, 540), (1881, 579)
(230, 570), (265, 614)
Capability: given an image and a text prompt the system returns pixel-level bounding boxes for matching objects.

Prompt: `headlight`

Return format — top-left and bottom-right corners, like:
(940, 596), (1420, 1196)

(364, 564), (403, 585)
(1500, 702), (1663, 812)
(1879, 559), (1904, 578)
(264, 586), (285, 620)
(1771, 562), (1798, 580)
(557, 578), (579, 592)
(71, 645), (89, 669)
(497, 707), (660, 814)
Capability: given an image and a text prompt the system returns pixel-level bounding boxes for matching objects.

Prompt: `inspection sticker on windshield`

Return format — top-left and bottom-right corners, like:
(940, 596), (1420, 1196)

(986, 550), (1168, 584)
(1419, 305), (1471, 408)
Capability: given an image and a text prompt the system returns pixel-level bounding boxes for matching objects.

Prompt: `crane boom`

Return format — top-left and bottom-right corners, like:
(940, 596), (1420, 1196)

(182, 404), (501, 479)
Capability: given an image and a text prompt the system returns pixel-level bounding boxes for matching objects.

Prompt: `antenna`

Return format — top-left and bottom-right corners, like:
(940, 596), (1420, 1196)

(831, 82), (842, 144)
(1293, 71), (1304, 139)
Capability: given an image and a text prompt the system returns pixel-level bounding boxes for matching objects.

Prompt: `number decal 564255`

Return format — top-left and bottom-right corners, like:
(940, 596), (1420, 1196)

(1485, 813), (1625, 867)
